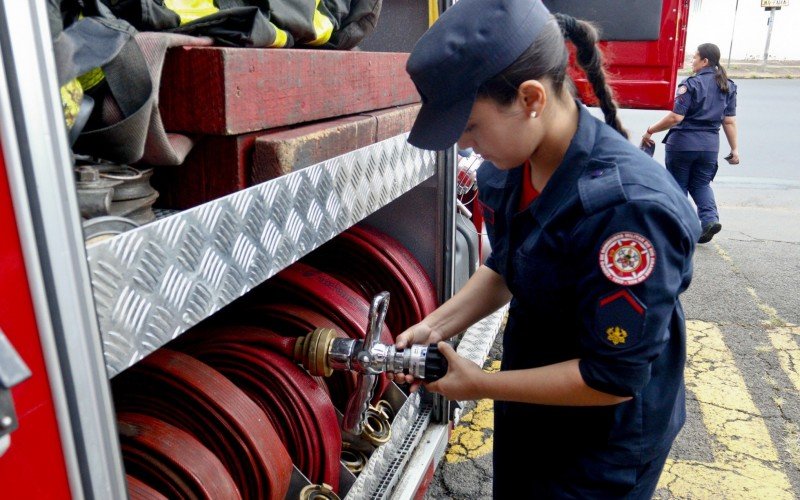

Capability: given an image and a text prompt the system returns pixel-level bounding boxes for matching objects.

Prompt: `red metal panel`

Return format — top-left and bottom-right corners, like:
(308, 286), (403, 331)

(572, 0), (690, 110)
(0, 141), (72, 498)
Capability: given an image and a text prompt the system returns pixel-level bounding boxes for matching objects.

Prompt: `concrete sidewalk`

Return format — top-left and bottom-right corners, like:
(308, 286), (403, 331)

(679, 59), (800, 79)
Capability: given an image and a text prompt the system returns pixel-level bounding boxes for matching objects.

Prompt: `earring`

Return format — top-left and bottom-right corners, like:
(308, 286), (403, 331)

(530, 111), (537, 119)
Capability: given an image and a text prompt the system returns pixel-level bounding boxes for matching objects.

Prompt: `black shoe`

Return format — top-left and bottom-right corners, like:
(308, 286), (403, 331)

(698, 221), (722, 244)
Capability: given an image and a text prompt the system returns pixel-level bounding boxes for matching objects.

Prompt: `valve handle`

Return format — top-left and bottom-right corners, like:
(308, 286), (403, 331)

(342, 291), (389, 435)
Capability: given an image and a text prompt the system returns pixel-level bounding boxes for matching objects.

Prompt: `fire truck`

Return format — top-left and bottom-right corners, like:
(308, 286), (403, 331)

(0, 1), (689, 498)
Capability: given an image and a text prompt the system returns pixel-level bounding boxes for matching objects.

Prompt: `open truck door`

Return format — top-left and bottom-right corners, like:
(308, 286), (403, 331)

(546, 0), (690, 110)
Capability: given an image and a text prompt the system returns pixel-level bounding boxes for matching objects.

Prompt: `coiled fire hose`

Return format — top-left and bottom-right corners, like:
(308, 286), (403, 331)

(126, 474), (168, 500)
(228, 303), (357, 411)
(113, 349), (293, 499)
(118, 412), (240, 498)
(302, 226), (437, 335)
(178, 333), (342, 490)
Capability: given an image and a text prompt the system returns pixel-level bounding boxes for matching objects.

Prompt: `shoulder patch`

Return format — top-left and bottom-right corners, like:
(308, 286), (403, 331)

(677, 85), (688, 95)
(599, 232), (656, 286)
(578, 161), (627, 214)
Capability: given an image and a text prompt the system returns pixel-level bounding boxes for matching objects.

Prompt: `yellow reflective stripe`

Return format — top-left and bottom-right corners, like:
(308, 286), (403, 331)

(60, 79), (83, 129)
(78, 67), (105, 91)
(428, 0), (439, 27)
(307, 0), (334, 46)
(164, 0), (219, 25)
(270, 24), (289, 48)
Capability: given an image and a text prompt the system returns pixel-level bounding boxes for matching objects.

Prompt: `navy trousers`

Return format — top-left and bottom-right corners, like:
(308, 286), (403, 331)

(492, 445), (671, 499)
(665, 150), (719, 225)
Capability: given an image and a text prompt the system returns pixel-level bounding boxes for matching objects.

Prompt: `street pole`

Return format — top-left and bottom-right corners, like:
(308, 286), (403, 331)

(762, 8), (776, 68)
(726, 0), (740, 68)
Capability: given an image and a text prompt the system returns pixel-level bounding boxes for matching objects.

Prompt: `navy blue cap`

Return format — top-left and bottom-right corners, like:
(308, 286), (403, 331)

(406, 0), (552, 150)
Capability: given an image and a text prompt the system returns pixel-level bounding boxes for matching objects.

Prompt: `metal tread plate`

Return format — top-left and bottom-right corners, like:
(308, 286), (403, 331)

(86, 134), (435, 377)
(454, 304), (508, 423)
(456, 305), (507, 368)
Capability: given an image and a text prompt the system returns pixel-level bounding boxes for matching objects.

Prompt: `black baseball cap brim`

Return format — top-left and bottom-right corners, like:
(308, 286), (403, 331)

(407, 92), (477, 151)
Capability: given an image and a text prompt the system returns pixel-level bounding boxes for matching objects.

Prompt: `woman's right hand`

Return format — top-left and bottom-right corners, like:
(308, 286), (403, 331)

(392, 322), (444, 385)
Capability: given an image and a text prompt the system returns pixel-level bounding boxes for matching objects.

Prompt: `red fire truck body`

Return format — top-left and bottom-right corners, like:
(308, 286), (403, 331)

(0, 1), (689, 498)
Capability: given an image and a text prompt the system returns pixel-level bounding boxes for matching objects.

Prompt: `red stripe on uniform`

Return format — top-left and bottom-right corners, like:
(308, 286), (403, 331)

(599, 289), (645, 315)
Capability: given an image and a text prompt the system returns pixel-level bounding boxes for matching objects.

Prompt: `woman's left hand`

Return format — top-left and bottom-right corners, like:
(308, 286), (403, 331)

(641, 132), (655, 147)
(424, 342), (487, 401)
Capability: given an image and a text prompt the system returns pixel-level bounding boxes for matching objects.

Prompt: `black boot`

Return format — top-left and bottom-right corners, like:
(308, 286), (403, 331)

(698, 221), (722, 244)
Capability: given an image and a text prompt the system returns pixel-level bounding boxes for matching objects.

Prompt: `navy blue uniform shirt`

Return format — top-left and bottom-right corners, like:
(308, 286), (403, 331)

(664, 67), (737, 152)
(478, 104), (701, 473)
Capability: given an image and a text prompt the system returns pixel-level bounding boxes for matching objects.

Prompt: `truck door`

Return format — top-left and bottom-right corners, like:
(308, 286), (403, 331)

(545, 0), (690, 110)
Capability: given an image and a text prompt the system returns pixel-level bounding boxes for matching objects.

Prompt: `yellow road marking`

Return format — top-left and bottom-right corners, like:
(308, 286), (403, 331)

(744, 285), (800, 473)
(446, 360), (499, 463)
(658, 320), (794, 499)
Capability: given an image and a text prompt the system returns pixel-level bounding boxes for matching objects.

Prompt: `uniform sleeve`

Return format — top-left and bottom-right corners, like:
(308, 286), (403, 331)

(672, 78), (694, 116)
(570, 201), (696, 397)
(724, 81), (737, 116)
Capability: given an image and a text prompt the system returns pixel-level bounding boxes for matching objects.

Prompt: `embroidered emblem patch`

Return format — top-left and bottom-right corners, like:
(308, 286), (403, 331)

(606, 326), (628, 345)
(677, 85), (688, 95)
(599, 232), (656, 286)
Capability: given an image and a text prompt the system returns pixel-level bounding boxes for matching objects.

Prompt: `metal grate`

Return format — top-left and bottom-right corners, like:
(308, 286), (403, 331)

(370, 402), (432, 499)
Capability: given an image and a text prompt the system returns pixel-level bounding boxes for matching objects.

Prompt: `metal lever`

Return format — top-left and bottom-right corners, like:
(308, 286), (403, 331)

(342, 291), (389, 434)
(295, 292), (449, 437)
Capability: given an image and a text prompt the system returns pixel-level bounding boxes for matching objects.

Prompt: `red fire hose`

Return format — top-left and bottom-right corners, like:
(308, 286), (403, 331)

(118, 413), (241, 499)
(179, 336), (342, 490)
(302, 226), (437, 335)
(192, 314), (356, 412)
(126, 474), (168, 500)
(113, 349), (293, 499)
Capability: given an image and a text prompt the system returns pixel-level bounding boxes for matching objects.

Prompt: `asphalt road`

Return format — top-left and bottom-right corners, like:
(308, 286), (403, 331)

(426, 79), (800, 499)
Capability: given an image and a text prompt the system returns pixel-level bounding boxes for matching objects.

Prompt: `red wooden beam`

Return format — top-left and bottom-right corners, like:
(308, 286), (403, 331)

(251, 105), (419, 183)
(160, 47), (420, 135)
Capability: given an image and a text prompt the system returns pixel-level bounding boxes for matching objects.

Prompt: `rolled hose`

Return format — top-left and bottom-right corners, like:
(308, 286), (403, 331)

(177, 333), (342, 491)
(113, 349), (293, 500)
(119, 413), (240, 499)
(302, 225), (438, 336)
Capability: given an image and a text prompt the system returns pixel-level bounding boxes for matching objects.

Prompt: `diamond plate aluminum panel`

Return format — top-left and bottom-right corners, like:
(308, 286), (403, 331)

(456, 304), (508, 368)
(87, 135), (435, 377)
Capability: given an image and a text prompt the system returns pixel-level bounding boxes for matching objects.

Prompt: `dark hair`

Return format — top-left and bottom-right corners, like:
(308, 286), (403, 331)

(697, 43), (729, 93)
(476, 14), (627, 138)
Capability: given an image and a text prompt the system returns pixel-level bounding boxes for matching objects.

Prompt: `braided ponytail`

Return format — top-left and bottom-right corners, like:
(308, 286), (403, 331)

(555, 13), (627, 139)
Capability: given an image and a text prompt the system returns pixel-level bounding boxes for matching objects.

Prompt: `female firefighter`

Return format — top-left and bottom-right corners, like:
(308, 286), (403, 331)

(643, 42), (739, 244)
(395, 0), (700, 497)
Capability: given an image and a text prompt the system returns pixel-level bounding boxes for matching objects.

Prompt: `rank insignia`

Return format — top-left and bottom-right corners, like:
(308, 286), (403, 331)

(606, 326), (628, 345)
(599, 232), (656, 286)
(597, 289), (646, 348)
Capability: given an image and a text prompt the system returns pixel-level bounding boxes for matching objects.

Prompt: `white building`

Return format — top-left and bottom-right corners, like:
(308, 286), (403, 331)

(685, 0), (799, 61)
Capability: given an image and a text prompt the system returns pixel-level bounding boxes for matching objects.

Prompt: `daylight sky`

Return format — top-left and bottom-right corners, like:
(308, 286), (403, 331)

(685, 1), (799, 61)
